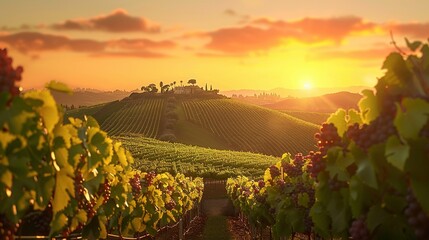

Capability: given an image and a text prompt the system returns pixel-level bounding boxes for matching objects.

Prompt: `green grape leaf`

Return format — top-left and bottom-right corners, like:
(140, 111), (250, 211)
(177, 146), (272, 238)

(367, 205), (389, 232)
(50, 213), (68, 236)
(348, 109), (363, 125)
(86, 116), (100, 128)
(394, 98), (429, 140)
(327, 191), (350, 235)
(355, 153), (378, 189)
(405, 38), (422, 52)
(24, 90), (59, 132)
(385, 136), (409, 171)
(327, 109), (347, 136)
(298, 193), (309, 208)
(0, 169), (12, 188)
(52, 164), (75, 214)
(310, 202), (330, 238)
(358, 90), (379, 124)
(45, 80), (72, 94)
(410, 177), (429, 215)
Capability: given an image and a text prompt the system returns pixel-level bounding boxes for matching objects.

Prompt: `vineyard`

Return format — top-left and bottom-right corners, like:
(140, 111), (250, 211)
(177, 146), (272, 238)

(227, 39), (429, 239)
(100, 97), (165, 137)
(0, 49), (203, 239)
(282, 111), (330, 125)
(182, 99), (319, 156)
(116, 134), (279, 179)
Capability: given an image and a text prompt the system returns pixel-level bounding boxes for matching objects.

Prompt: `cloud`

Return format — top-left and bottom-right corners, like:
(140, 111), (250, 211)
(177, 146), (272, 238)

(52, 9), (161, 33)
(224, 9), (237, 16)
(0, 32), (174, 58)
(199, 16), (376, 54)
(386, 22), (429, 38)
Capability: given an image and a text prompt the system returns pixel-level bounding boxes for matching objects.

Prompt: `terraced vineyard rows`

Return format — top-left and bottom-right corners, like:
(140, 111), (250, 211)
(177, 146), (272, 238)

(182, 99), (318, 156)
(116, 135), (279, 179)
(101, 98), (165, 137)
(282, 111), (330, 125)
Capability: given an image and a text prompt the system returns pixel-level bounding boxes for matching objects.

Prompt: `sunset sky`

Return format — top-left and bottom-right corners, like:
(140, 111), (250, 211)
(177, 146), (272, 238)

(1, 0), (429, 91)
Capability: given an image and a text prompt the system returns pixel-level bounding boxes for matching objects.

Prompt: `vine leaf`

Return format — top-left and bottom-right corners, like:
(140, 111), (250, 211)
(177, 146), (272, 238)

(394, 98), (429, 140)
(367, 205), (389, 232)
(45, 80), (72, 94)
(327, 109), (347, 136)
(24, 90), (59, 132)
(385, 136), (409, 171)
(358, 90), (379, 124)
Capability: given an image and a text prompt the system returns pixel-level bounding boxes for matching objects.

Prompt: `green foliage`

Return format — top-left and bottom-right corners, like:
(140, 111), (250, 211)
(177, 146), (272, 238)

(0, 85), (203, 238)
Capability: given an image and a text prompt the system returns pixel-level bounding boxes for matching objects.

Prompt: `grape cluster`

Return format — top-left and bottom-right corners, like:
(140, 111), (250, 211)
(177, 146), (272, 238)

(307, 151), (325, 178)
(165, 200), (176, 211)
(315, 123), (342, 155)
(20, 203), (52, 235)
(0, 214), (15, 240)
(405, 188), (429, 239)
(258, 180), (265, 188)
(281, 154), (305, 177)
(346, 115), (396, 151)
(0, 48), (23, 97)
(142, 171), (156, 186)
(130, 174), (142, 198)
(349, 217), (370, 240)
(84, 199), (96, 219)
(328, 177), (348, 191)
(98, 179), (111, 204)
(269, 165), (280, 178)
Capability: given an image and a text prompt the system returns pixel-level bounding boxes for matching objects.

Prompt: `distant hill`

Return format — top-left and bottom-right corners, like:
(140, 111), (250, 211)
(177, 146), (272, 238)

(221, 86), (369, 98)
(67, 93), (319, 156)
(51, 89), (132, 107)
(263, 91), (361, 112)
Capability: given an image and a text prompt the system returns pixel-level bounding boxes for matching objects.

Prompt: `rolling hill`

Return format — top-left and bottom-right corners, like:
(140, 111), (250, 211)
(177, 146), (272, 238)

(67, 93), (320, 156)
(263, 91), (361, 112)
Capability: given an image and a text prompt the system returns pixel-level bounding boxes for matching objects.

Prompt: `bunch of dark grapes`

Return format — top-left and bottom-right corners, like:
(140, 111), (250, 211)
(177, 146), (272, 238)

(165, 200), (177, 211)
(315, 123), (342, 155)
(328, 177), (348, 191)
(257, 180), (265, 188)
(349, 216), (370, 240)
(20, 203), (53, 235)
(84, 199), (96, 219)
(269, 165), (280, 178)
(0, 48), (23, 97)
(405, 188), (429, 239)
(0, 214), (16, 240)
(98, 179), (111, 204)
(307, 151), (325, 179)
(142, 171), (156, 187)
(130, 174), (142, 198)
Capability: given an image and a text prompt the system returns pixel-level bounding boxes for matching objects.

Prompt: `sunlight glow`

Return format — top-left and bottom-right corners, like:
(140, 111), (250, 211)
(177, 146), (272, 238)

(303, 82), (312, 90)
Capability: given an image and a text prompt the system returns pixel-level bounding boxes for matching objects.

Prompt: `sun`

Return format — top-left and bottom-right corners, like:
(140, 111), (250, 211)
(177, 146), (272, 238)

(303, 82), (312, 90)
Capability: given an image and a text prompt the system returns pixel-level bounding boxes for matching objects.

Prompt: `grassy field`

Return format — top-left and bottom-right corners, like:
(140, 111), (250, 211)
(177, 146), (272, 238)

(116, 134), (279, 179)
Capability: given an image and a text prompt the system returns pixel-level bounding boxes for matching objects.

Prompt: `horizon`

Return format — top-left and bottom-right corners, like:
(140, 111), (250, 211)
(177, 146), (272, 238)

(1, 1), (428, 91)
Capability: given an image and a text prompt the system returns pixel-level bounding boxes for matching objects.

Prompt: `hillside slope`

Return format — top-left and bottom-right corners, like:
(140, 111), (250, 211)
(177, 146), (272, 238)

(182, 99), (318, 156)
(66, 94), (319, 156)
(263, 91), (361, 112)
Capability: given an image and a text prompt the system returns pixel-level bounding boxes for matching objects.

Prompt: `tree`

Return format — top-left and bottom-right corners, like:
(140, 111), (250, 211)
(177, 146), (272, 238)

(180, 80), (183, 86)
(205, 83), (208, 91)
(160, 81), (164, 93)
(188, 79), (197, 86)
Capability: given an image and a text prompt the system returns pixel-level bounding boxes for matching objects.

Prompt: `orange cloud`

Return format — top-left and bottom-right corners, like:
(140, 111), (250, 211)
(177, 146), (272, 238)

(201, 16), (375, 54)
(386, 22), (429, 38)
(52, 9), (161, 33)
(0, 32), (174, 58)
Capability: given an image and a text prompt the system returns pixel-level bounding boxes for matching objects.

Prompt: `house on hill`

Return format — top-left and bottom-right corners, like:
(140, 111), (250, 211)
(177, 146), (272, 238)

(174, 86), (203, 94)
